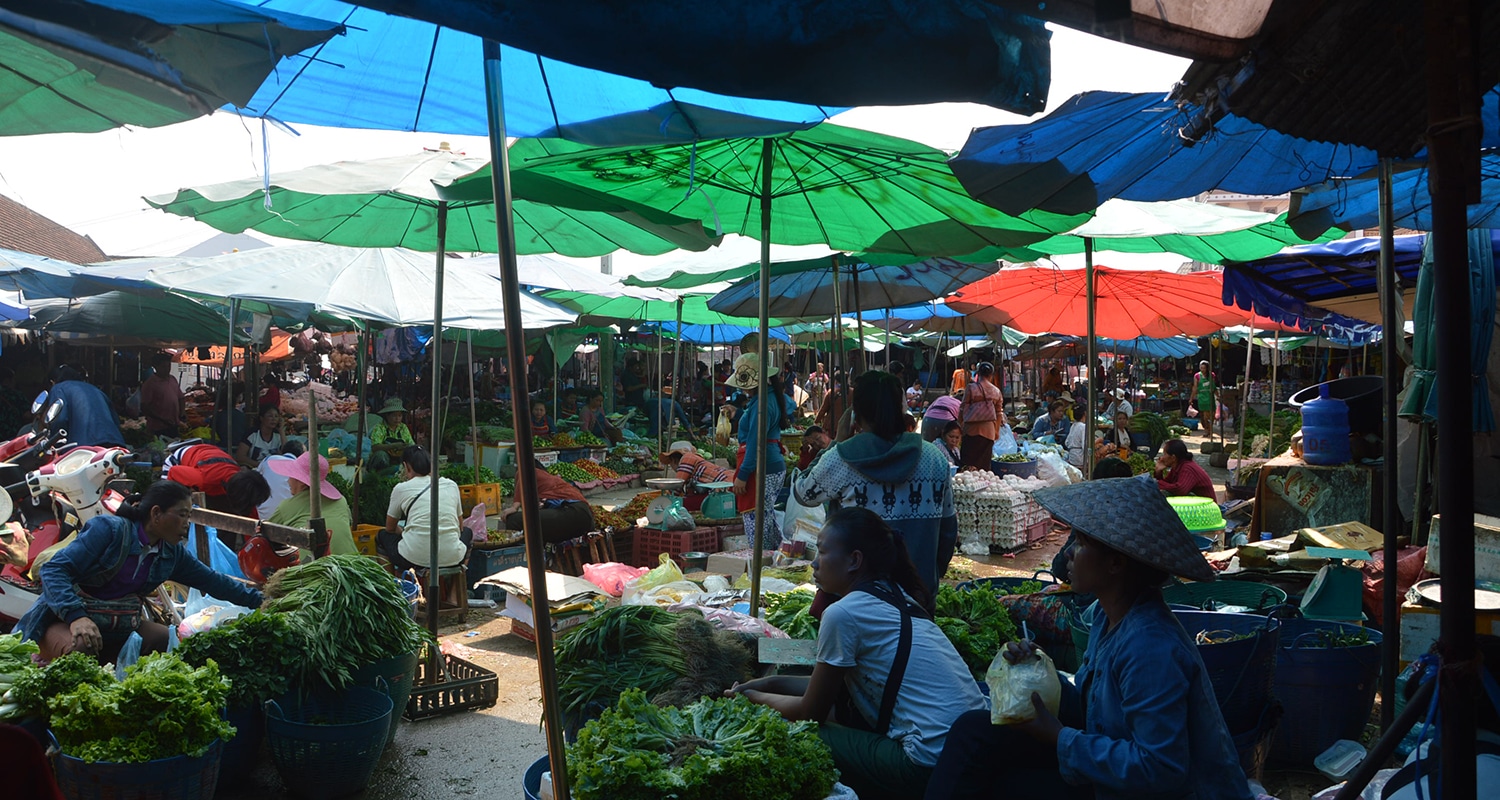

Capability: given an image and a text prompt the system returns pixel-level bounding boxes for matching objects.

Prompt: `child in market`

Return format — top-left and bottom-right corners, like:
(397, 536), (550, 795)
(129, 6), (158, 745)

(530, 400), (555, 437)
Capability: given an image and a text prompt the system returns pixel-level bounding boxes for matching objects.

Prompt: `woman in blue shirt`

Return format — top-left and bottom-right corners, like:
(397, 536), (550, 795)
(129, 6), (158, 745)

(924, 475), (1251, 800)
(726, 353), (790, 549)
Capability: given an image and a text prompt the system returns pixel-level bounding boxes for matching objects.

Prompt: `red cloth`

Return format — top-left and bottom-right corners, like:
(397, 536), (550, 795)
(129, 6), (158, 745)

(1157, 459), (1218, 500)
(531, 467), (586, 504)
(1361, 545), (1430, 628)
(166, 444), (241, 496)
(139, 373), (182, 433)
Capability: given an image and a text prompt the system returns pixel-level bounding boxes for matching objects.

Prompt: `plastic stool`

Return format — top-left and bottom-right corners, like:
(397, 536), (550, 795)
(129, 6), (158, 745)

(416, 565), (469, 624)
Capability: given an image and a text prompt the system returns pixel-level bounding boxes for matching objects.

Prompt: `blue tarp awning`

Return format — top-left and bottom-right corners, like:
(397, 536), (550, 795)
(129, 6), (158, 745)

(1289, 153), (1500, 235)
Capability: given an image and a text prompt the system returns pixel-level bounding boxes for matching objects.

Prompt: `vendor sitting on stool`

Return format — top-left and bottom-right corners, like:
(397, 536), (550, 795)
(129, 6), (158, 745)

(924, 475), (1249, 800)
(379, 446), (469, 572)
(368, 399), (415, 473)
(1154, 438), (1218, 500)
(499, 459), (596, 544)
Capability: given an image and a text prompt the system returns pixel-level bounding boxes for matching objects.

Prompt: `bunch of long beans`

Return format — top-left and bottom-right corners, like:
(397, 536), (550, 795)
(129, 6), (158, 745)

(263, 554), (431, 689)
(555, 606), (687, 717)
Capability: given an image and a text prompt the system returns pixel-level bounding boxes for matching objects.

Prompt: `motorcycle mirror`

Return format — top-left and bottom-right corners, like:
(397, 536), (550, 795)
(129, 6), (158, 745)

(45, 400), (63, 423)
(30, 391), (47, 415)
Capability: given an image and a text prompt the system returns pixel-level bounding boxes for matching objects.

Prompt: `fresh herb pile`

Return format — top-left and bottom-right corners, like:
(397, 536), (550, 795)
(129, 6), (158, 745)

(439, 464), (501, 486)
(1126, 451), (1155, 475)
(763, 590), (818, 640)
(0, 633), (40, 720)
(995, 453), (1032, 463)
(175, 611), (302, 708)
(1130, 412), (1172, 448)
(555, 606), (752, 718)
(567, 689), (837, 800)
(7, 651), (111, 722)
(1236, 408), (1302, 458)
(934, 584), (1020, 678)
(326, 470), (400, 526)
(49, 653), (234, 763)
(262, 555), (431, 689)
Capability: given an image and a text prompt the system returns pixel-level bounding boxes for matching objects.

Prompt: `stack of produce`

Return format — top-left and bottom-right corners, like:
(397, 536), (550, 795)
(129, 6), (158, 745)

(280, 382), (359, 426)
(175, 611), (301, 708)
(592, 506), (634, 530)
(933, 584), (1019, 679)
(262, 555), (431, 689)
(0, 633), (39, 720)
(763, 590), (818, 640)
(617, 492), (656, 521)
(554, 606), (753, 719)
(574, 459), (621, 480)
(547, 462), (596, 484)
(574, 431), (607, 447)
(440, 464), (501, 486)
(568, 689), (836, 800)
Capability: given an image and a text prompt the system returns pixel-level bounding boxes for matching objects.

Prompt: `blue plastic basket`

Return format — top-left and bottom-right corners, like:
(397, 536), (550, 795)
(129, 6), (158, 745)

(1174, 610), (1282, 734)
(1270, 619), (1382, 765)
(524, 755), (550, 800)
(220, 704), (265, 782)
(264, 683), (393, 799)
(52, 737), (224, 800)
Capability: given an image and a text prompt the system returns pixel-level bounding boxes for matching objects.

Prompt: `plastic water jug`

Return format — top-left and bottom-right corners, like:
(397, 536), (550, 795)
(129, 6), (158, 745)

(1300, 384), (1352, 465)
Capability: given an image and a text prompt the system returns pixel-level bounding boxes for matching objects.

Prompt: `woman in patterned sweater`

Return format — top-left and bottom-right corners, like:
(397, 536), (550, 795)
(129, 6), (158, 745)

(793, 370), (957, 604)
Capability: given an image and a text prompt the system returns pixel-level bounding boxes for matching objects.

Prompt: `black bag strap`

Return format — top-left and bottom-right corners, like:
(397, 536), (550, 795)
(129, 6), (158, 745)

(855, 579), (929, 735)
(401, 484), (431, 520)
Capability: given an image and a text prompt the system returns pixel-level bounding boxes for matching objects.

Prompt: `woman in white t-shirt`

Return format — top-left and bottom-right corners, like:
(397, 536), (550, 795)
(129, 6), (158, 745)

(378, 445), (469, 571)
(236, 406), (285, 467)
(727, 507), (987, 800)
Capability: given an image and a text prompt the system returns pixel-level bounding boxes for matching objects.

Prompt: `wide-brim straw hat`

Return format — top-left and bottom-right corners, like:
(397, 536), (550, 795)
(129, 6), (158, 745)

(725, 353), (778, 390)
(660, 440), (696, 459)
(1032, 474), (1216, 583)
(1113, 388), (1128, 400)
(268, 452), (342, 500)
(377, 398), (407, 415)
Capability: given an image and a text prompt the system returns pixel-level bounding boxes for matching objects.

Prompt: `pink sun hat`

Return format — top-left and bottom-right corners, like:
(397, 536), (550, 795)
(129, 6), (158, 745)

(268, 452), (341, 500)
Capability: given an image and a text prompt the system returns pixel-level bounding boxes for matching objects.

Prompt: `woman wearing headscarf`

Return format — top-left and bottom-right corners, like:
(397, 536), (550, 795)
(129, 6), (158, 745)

(924, 475), (1250, 800)
(794, 370), (957, 600)
(18, 481), (263, 663)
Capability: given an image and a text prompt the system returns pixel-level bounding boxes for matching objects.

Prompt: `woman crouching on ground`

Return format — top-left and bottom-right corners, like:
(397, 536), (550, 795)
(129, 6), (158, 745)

(727, 507), (986, 800)
(924, 475), (1250, 800)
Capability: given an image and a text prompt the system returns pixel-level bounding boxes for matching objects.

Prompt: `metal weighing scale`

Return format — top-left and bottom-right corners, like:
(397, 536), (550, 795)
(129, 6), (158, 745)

(643, 477), (686, 527)
(697, 481), (737, 521)
(1299, 546), (1373, 622)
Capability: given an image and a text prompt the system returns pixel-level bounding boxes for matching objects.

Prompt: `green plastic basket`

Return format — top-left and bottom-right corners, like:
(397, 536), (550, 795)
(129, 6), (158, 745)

(1167, 496), (1225, 533)
(1162, 580), (1288, 613)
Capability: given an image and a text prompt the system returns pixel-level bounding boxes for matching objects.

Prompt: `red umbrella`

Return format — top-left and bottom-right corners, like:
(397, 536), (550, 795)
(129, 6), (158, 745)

(947, 265), (1255, 339)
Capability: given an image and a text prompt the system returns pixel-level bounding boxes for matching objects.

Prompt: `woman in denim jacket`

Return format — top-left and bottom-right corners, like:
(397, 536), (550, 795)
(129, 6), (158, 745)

(18, 480), (262, 664)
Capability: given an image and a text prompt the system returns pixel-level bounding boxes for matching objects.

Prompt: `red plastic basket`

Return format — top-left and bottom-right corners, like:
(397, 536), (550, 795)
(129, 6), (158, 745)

(632, 526), (721, 567)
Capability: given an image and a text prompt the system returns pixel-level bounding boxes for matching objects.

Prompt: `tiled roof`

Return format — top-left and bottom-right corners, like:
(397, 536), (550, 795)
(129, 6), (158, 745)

(0, 194), (107, 264)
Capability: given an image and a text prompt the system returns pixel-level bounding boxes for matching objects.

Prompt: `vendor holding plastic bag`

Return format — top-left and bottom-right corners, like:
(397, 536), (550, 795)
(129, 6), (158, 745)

(17, 480), (263, 664)
(924, 476), (1250, 800)
(728, 507), (986, 800)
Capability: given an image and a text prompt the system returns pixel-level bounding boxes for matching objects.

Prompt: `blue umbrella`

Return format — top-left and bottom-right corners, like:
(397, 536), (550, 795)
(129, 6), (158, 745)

(0, 247), (92, 299)
(240, 0), (845, 144)
(706, 256), (1001, 319)
(1289, 152), (1500, 235)
(328, 0), (1051, 112)
(649, 322), (789, 347)
(950, 90), (1383, 216)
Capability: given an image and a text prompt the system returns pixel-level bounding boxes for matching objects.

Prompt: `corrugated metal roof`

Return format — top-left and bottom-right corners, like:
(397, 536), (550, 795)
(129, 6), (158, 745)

(1175, 0), (1500, 157)
(0, 194), (106, 265)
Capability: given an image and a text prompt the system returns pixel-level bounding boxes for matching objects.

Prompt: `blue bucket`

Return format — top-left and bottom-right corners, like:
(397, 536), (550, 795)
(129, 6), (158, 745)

(1174, 610), (1281, 734)
(523, 755), (549, 800)
(398, 577), (420, 620)
(1270, 619), (1382, 765)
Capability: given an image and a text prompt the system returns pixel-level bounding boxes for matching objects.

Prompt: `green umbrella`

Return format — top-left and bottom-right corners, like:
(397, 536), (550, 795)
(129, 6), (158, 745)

(540, 291), (781, 327)
(18, 290), (251, 346)
(451, 124), (1092, 256)
(148, 149), (722, 257)
(0, 0), (339, 136)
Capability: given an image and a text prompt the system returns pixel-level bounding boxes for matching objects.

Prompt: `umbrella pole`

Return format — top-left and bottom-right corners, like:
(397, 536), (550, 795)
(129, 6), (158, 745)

(1084, 238), (1097, 478)
(468, 331), (480, 481)
(1377, 157), (1402, 729)
(427, 201), (448, 640)
(749, 141), (773, 618)
(853, 271), (865, 375)
(353, 326), (368, 523)
(1268, 331), (1278, 450)
(223, 300), (239, 447)
(1236, 323), (1255, 471)
(831, 257), (845, 382)
(657, 327), (665, 454)
(483, 41), (569, 800)
(673, 297), (684, 435)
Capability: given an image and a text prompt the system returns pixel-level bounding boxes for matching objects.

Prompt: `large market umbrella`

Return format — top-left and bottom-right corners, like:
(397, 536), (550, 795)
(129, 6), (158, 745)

(1289, 152), (1500, 236)
(0, 0), (340, 135)
(948, 89), (1384, 217)
(148, 149), (721, 257)
(17, 291), (252, 346)
(0, 247), (89, 299)
(464, 253), (674, 298)
(237, 0), (843, 144)
(706, 256), (1000, 319)
(1400, 230), (1497, 432)
(291, 0), (1051, 113)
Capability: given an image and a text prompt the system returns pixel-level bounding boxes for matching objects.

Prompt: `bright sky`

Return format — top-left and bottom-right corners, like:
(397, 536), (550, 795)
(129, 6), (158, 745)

(0, 26), (1189, 266)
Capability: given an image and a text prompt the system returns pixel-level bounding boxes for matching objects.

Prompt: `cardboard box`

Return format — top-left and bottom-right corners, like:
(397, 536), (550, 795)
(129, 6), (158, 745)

(705, 553), (749, 578)
(1399, 599), (1500, 666)
(1296, 521), (1384, 552)
(1425, 513), (1500, 583)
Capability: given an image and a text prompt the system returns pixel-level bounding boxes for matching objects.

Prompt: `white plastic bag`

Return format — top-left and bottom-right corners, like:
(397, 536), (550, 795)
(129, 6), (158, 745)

(177, 587), (253, 639)
(781, 471), (826, 552)
(986, 645), (1062, 725)
(1033, 452), (1078, 487)
(114, 632), (143, 679)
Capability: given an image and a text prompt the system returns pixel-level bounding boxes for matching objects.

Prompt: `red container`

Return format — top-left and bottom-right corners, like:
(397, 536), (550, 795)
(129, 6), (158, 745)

(633, 526), (722, 567)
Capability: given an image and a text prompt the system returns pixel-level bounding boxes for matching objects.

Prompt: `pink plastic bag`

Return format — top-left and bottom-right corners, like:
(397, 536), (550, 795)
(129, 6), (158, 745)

(582, 561), (649, 596)
(464, 503), (488, 543)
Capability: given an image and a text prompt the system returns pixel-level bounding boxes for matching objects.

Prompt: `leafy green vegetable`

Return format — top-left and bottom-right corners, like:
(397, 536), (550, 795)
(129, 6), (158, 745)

(326, 469), (401, 526)
(763, 590), (819, 640)
(9, 651), (111, 722)
(996, 453), (1032, 463)
(934, 584), (1020, 678)
(49, 653), (235, 763)
(567, 689), (837, 800)
(263, 554), (432, 689)
(1126, 451), (1155, 476)
(547, 462), (596, 483)
(175, 611), (303, 708)
(1130, 412), (1172, 448)
(439, 463), (500, 485)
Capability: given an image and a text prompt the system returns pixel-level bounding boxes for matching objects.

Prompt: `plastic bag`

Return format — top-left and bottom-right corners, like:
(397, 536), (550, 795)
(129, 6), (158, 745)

(623, 580), (704, 607)
(715, 406), (735, 446)
(629, 553), (686, 593)
(186, 525), (247, 580)
(781, 471), (826, 551)
(992, 425), (1019, 457)
(1033, 452), (1078, 488)
(582, 561), (649, 596)
(986, 645), (1062, 725)
(662, 500), (696, 531)
(463, 503), (488, 543)
(177, 587), (252, 639)
(114, 632), (143, 679)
